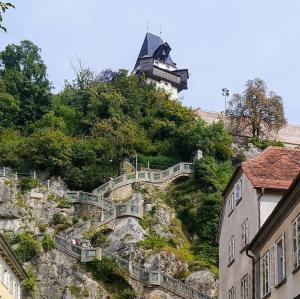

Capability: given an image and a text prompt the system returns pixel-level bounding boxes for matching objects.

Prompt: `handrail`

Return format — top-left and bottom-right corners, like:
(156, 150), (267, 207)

(55, 228), (212, 299)
(93, 162), (194, 195)
(62, 203), (143, 240)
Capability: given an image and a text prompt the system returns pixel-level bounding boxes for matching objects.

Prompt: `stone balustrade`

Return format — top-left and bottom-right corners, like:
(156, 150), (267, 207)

(62, 204), (143, 240)
(93, 162), (194, 195)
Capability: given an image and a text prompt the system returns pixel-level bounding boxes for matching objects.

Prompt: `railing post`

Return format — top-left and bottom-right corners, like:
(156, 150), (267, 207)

(33, 171), (36, 179)
(47, 180), (50, 190)
(15, 172), (18, 180)
(3, 167), (5, 177)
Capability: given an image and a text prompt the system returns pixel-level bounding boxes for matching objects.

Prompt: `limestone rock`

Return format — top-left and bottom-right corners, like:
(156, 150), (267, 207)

(108, 217), (146, 252)
(185, 270), (218, 298)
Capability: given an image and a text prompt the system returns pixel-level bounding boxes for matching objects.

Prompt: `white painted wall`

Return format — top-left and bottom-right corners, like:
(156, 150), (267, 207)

(154, 59), (177, 71)
(146, 78), (179, 100)
(259, 191), (284, 227)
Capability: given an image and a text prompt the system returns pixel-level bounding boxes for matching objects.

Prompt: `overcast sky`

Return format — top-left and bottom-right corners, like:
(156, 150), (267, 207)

(1, 0), (300, 124)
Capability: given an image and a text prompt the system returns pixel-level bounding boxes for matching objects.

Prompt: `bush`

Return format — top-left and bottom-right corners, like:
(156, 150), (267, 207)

(138, 231), (169, 250)
(22, 266), (37, 295)
(86, 257), (135, 299)
(42, 234), (55, 251)
(18, 177), (39, 192)
(15, 233), (42, 262)
(52, 212), (67, 225)
(249, 137), (284, 150)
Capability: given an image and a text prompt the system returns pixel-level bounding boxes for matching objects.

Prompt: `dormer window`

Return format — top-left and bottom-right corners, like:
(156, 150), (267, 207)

(228, 193), (234, 215)
(235, 180), (242, 204)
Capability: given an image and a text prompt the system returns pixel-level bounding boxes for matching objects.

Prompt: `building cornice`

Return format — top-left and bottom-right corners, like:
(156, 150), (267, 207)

(0, 234), (28, 281)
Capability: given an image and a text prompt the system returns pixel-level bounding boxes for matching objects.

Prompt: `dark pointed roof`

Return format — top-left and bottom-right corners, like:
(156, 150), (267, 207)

(134, 32), (176, 69)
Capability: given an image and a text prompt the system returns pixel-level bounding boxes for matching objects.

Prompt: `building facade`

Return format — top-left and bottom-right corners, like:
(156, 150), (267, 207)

(0, 234), (27, 299)
(196, 108), (300, 147)
(132, 32), (189, 100)
(248, 173), (300, 299)
(218, 147), (300, 299)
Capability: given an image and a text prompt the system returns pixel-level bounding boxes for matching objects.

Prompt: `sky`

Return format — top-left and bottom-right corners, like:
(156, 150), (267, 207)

(1, 0), (300, 124)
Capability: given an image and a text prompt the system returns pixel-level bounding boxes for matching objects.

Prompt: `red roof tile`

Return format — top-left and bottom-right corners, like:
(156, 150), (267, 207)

(242, 147), (300, 190)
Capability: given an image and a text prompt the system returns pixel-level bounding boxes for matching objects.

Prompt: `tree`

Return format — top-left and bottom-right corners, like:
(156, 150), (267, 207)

(0, 40), (52, 128)
(0, 2), (14, 32)
(227, 78), (286, 138)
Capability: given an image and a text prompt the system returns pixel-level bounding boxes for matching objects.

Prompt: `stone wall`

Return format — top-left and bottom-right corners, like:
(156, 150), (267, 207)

(195, 108), (300, 147)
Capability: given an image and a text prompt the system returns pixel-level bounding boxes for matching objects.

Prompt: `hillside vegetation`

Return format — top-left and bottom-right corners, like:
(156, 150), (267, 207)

(0, 40), (233, 267)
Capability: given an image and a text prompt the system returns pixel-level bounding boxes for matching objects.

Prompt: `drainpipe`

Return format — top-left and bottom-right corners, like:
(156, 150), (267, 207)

(246, 249), (256, 299)
(257, 188), (264, 231)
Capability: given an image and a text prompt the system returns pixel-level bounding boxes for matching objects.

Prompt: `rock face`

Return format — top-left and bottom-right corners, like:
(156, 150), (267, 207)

(143, 289), (182, 299)
(28, 249), (110, 299)
(185, 270), (218, 298)
(108, 217), (146, 253)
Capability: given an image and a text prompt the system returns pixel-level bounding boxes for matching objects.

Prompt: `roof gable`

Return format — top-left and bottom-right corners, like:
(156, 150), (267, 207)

(241, 147), (300, 190)
(134, 33), (176, 69)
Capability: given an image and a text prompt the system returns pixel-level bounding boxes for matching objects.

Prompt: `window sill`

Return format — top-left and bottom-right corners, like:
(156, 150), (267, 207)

(275, 278), (287, 289)
(228, 259), (235, 267)
(293, 264), (300, 275)
(262, 292), (271, 299)
(236, 197), (242, 205)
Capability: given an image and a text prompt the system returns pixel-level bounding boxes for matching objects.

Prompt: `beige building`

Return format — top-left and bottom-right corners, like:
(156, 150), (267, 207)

(218, 147), (300, 299)
(0, 234), (27, 299)
(196, 108), (300, 147)
(248, 172), (300, 299)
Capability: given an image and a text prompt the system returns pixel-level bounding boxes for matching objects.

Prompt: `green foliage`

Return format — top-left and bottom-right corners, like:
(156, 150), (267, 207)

(41, 234), (55, 251)
(52, 212), (67, 225)
(0, 2), (14, 32)
(249, 137), (284, 150)
(22, 266), (37, 295)
(138, 231), (169, 249)
(18, 177), (39, 192)
(86, 257), (135, 299)
(48, 194), (72, 208)
(0, 40), (52, 127)
(15, 232), (42, 262)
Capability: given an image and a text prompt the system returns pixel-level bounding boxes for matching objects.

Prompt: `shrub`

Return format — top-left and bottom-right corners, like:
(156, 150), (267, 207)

(138, 231), (169, 250)
(22, 266), (37, 295)
(86, 257), (135, 299)
(18, 177), (39, 192)
(42, 235), (55, 251)
(52, 212), (66, 225)
(249, 137), (284, 150)
(15, 233), (42, 262)
(37, 223), (48, 233)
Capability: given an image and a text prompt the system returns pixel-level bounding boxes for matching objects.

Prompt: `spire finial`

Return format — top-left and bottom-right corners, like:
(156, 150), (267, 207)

(160, 26), (162, 38)
(147, 21), (150, 33)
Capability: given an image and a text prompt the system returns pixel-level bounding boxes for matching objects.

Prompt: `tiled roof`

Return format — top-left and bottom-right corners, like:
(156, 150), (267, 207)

(242, 147), (300, 190)
(134, 32), (176, 69)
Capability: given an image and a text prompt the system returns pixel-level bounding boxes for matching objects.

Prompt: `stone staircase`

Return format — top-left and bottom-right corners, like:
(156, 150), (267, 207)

(54, 233), (212, 299)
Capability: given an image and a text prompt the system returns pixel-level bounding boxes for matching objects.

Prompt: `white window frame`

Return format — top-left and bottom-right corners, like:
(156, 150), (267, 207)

(235, 180), (242, 203)
(241, 274), (249, 299)
(228, 286), (236, 299)
(229, 235), (235, 264)
(228, 192), (234, 215)
(275, 235), (286, 285)
(292, 215), (300, 270)
(261, 251), (271, 297)
(241, 218), (249, 249)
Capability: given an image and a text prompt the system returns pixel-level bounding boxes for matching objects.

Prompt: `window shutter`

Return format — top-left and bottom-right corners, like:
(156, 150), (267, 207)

(270, 245), (276, 288)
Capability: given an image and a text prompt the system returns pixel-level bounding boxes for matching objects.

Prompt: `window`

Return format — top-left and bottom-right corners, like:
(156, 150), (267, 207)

(276, 236), (286, 284)
(228, 286), (236, 299)
(293, 215), (300, 269)
(235, 180), (242, 203)
(241, 274), (249, 299)
(228, 193), (234, 215)
(229, 236), (235, 264)
(261, 251), (271, 297)
(241, 219), (249, 249)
